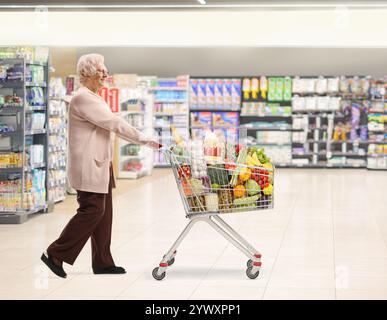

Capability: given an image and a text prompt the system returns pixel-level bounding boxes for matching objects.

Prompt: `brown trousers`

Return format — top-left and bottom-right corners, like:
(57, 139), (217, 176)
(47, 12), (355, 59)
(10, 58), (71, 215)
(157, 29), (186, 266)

(47, 164), (116, 268)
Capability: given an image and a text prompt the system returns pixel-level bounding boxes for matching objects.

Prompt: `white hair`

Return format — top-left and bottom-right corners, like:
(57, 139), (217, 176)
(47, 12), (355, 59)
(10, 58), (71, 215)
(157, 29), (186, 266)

(76, 53), (105, 83)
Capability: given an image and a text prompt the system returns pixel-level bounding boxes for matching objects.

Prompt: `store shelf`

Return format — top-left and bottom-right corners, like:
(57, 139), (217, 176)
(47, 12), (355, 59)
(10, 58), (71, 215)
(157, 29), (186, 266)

(241, 126), (302, 132)
(330, 152), (367, 157)
(330, 140), (370, 144)
(0, 105), (23, 115)
(26, 82), (47, 87)
(327, 163), (366, 168)
(154, 125), (187, 129)
(190, 107), (240, 112)
(26, 106), (46, 113)
(25, 129), (46, 135)
(368, 110), (387, 114)
(249, 142), (292, 146)
(0, 80), (23, 88)
(154, 112), (187, 117)
(154, 99), (187, 103)
(149, 87), (187, 91)
(0, 166), (23, 173)
(26, 60), (48, 67)
(0, 131), (18, 137)
(25, 163), (46, 171)
(0, 55), (51, 221)
(367, 154), (387, 157)
(240, 114), (291, 118)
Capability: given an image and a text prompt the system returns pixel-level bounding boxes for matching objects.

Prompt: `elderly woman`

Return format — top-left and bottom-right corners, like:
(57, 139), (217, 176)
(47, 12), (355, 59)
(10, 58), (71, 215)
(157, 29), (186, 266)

(41, 54), (160, 278)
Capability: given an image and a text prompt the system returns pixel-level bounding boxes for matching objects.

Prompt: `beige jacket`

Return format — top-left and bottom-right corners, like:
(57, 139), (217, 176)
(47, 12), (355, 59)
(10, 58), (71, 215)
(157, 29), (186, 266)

(67, 86), (150, 194)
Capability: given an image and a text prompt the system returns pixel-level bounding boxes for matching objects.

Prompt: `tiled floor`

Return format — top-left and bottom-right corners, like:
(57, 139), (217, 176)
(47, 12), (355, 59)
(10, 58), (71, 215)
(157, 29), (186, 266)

(0, 168), (386, 300)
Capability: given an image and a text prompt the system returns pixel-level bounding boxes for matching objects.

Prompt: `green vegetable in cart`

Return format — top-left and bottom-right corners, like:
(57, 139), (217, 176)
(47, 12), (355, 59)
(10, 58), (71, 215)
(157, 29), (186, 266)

(245, 179), (261, 196)
(188, 178), (205, 195)
(211, 183), (220, 190)
(207, 164), (229, 186)
(230, 147), (248, 187)
(233, 195), (260, 208)
(263, 183), (273, 196)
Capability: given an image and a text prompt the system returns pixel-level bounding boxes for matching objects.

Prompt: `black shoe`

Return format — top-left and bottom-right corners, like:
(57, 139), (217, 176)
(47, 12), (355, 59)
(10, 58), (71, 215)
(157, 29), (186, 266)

(93, 266), (126, 274)
(41, 252), (67, 278)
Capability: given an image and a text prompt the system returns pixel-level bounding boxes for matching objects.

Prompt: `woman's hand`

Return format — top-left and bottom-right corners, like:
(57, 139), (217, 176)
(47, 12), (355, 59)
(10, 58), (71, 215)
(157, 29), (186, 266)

(147, 140), (162, 149)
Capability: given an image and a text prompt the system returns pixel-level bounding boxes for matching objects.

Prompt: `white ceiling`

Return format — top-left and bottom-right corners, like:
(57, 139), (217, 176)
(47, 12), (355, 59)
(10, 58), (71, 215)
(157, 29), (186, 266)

(76, 47), (387, 77)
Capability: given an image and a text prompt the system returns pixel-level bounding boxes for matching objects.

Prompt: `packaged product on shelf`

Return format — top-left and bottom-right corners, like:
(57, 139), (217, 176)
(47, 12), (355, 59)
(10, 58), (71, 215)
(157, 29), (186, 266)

(223, 79), (233, 109)
(328, 97), (341, 110)
(360, 77), (371, 95)
(283, 77), (292, 101)
(212, 112), (239, 128)
(197, 79), (207, 108)
(315, 76), (327, 94)
(190, 111), (212, 128)
(339, 76), (350, 94)
(189, 79), (198, 108)
(292, 96), (305, 111)
(214, 79), (224, 108)
(27, 65), (44, 84)
(0, 65), (8, 81)
(6, 65), (23, 81)
(275, 78), (284, 101)
(268, 77), (276, 101)
(250, 78), (259, 100)
(0, 153), (22, 168)
(348, 76), (361, 94)
(242, 78), (251, 101)
(27, 87), (45, 106)
(327, 77), (340, 93)
(231, 79), (241, 109)
(260, 76), (268, 100)
(292, 77), (303, 94)
(206, 79), (215, 108)
(305, 96), (317, 110)
(316, 96), (329, 110)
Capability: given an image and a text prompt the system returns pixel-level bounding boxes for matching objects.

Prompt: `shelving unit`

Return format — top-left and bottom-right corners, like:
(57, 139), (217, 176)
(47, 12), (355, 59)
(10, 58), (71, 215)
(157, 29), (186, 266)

(189, 77), (241, 142)
(240, 76), (293, 166)
(150, 76), (189, 167)
(116, 77), (154, 178)
(48, 78), (67, 203)
(0, 56), (51, 224)
(367, 78), (387, 170)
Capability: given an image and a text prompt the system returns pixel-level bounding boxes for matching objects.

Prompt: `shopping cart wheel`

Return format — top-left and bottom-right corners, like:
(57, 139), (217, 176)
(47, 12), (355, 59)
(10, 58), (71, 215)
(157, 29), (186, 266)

(246, 266), (260, 279)
(247, 259), (253, 268)
(152, 267), (166, 281)
(168, 257), (175, 266)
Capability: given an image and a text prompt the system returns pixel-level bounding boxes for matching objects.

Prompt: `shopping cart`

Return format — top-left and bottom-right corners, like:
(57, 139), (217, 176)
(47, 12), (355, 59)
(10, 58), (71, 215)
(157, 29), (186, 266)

(152, 145), (274, 280)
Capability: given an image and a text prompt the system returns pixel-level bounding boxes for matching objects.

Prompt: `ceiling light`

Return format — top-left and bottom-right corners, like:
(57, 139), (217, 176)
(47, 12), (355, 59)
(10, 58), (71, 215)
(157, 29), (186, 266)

(197, 0), (207, 4)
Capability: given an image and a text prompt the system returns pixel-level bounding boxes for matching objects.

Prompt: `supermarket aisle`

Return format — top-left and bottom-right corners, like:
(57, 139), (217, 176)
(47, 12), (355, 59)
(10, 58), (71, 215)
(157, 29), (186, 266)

(0, 168), (386, 300)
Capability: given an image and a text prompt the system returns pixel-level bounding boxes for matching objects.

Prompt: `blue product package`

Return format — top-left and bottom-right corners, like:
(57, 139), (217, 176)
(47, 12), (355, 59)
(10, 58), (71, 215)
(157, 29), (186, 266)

(223, 79), (233, 109)
(212, 112), (239, 127)
(231, 79), (241, 109)
(214, 79), (224, 109)
(189, 79), (198, 108)
(190, 111), (212, 128)
(198, 79), (207, 108)
(206, 79), (215, 108)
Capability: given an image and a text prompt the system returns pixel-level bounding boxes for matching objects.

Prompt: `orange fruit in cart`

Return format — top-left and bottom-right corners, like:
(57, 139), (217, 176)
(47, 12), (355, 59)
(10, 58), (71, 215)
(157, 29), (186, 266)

(233, 185), (246, 198)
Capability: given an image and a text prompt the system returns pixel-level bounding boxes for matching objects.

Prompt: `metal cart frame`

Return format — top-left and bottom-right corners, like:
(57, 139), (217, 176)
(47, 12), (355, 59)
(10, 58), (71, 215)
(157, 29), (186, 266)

(152, 147), (273, 280)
